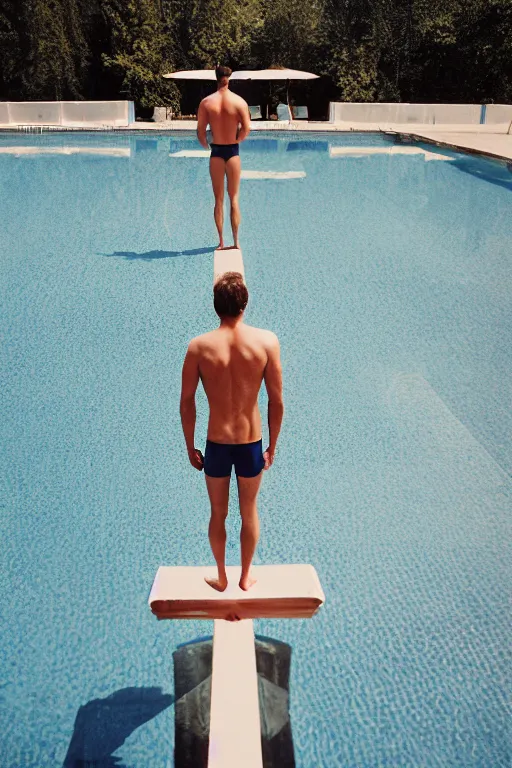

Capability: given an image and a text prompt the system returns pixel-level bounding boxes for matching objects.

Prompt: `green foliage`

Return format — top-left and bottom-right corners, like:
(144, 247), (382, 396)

(22, 0), (90, 100)
(100, 0), (179, 109)
(165, 0), (263, 69)
(251, 0), (322, 69)
(0, 0), (24, 99)
(0, 0), (510, 109)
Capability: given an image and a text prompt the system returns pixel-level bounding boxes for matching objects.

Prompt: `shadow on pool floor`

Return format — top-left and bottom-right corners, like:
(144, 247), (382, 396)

(99, 247), (214, 261)
(63, 686), (174, 767)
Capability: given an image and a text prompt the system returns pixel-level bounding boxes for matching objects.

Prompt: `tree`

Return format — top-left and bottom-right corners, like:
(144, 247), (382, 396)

(166, 0), (263, 70)
(318, 0), (383, 101)
(0, 0), (25, 99)
(100, 0), (180, 110)
(250, 0), (323, 70)
(0, 0), (510, 109)
(21, 0), (90, 100)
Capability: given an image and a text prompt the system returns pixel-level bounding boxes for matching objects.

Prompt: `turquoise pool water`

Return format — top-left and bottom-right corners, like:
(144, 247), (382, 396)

(1, 131), (511, 767)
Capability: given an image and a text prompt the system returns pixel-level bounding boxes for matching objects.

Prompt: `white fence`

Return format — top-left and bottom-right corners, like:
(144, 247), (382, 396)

(0, 101), (135, 127)
(484, 104), (512, 126)
(329, 102), (512, 129)
(329, 102), (484, 125)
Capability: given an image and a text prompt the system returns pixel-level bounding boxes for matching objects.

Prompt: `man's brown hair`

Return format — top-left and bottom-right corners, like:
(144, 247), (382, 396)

(215, 65), (232, 82)
(213, 272), (248, 317)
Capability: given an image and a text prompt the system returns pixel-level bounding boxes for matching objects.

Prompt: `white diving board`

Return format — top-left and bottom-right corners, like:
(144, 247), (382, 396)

(149, 564), (324, 620)
(213, 247), (245, 283)
(149, 564), (325, 768)
(208, 619), (262, 768)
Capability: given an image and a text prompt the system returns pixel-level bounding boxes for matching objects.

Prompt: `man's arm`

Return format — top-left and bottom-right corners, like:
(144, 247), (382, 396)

(236, 101), (251, 143)
(196, 101), (209, 149)
(180, 341), (203, 470)
(263, 334), (284, 468)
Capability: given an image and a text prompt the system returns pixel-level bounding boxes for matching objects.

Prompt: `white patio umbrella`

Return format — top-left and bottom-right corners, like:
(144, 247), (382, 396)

(162, 70), (218, 117)
(164, 68), (319, 87)
(163, 68), (319, 118)
(163, 69), (217, 80)
(232, 69), (319, 81)
(231, 69), (319, 117)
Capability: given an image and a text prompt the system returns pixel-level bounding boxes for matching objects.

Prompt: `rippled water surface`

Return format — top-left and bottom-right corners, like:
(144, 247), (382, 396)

(1, 131), (511, 767)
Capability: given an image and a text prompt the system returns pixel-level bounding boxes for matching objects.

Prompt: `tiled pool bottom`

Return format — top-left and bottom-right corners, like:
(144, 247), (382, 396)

(1, 132), (511, 766)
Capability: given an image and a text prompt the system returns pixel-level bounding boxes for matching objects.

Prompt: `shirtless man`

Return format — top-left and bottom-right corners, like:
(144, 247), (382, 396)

(197, 66), (251, 250)
(180, 272), (284, 592)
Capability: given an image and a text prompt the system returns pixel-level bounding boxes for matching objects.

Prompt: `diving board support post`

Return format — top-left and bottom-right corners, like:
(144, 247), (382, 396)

(208, 619), (262, 768)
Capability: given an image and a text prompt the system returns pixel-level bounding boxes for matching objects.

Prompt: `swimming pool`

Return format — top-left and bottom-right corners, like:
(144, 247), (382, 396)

(1, 130), (510, 766)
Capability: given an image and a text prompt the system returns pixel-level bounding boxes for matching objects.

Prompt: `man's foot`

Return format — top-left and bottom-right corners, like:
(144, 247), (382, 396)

(216, 241), (225, 250)
(239, 574), (257, 591)
(205, 575), (228, 592)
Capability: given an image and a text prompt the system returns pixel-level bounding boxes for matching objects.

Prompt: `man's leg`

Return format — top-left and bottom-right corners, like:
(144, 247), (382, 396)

(209, 157), (226, 249)
(236, 473), (263, 590)
(226, 155), (241, 249)
(205, 474), (230, 592)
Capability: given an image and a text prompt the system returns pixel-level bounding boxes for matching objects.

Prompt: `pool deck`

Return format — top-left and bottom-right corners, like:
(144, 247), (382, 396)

(1, 119), (511, 161)
(406, 130), (512, 163)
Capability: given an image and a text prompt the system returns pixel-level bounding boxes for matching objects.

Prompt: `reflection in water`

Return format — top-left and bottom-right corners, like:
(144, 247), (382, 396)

(329, 145), (453, 160)
(135, 139), (158, 153)
(0, 146), (131, 157)
(287, 140), (329, 152)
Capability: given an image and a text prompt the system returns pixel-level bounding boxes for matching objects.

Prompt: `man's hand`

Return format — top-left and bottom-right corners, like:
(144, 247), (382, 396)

(263, 446), (275, 470)
(188, 448), (204, 471)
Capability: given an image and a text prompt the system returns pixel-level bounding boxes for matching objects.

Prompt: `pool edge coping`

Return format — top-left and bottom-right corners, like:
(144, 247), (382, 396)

(1, 123), (511, 163)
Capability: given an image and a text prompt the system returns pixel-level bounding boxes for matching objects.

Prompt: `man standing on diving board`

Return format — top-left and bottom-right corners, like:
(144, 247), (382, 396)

(180, 272), (284, 592)
(197, 66), (251, 250)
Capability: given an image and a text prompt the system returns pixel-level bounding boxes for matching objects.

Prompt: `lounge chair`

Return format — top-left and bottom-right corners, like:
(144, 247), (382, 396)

(276, 103), (292, 121)
(249, 106), (262, 120)
(292, 106), (308, 120)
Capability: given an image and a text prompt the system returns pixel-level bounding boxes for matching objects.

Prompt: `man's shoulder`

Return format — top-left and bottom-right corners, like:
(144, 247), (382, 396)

(244, 325), (279, 346)
(188, 329), (218, 350)
(200, 92), (219, 108)
(233, 92), (249, 109)
(223, 90), (247, 108)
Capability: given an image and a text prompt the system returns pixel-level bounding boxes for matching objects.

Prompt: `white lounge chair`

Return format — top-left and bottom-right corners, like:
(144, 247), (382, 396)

(276, 103), (292, 121)
(292, 105), (308, 120)
(249, 105), (262, 120)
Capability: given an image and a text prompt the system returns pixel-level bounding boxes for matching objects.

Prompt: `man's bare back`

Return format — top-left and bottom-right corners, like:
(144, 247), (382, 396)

(190, 324), (280, 444)
(199, 89), (249, 145)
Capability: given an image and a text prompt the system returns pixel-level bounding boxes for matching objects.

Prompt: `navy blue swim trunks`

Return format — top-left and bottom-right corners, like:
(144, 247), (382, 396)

(210, 143), (240, 162)
(204, 439), (265, 478)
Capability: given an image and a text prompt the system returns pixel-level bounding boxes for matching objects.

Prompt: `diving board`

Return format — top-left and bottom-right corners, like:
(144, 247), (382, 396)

(149, 564), (324, 768)
(208, 619), (262, 768)
(149, 564), (324, 620)
(213, 247), (245, 283)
